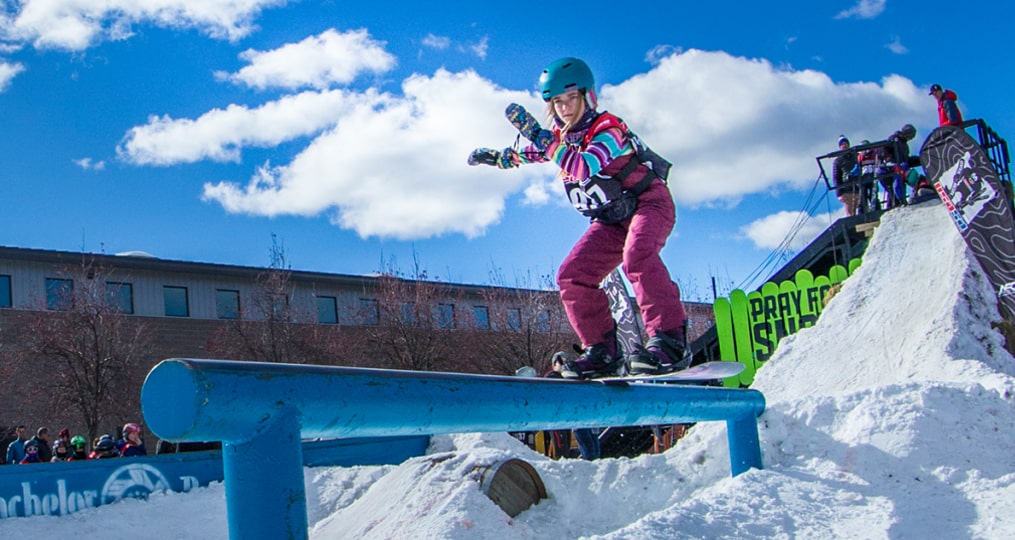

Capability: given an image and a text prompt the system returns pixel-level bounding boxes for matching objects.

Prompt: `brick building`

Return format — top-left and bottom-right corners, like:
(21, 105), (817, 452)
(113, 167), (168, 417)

(0, 245), (713, 449)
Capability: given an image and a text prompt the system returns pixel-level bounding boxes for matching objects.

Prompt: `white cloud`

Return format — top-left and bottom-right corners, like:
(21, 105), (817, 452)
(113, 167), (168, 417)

(73, 157), (106, 171)
(219, 28), (396, 91)
(422, 34), (488, 60)
(741, 209), (841, 252)
(595, 50), (929, 205)
(118, 89), (374, 165)
(123, 49), (932, 242)
(835, 0), (887, 20)
(422, 34), (450, 50)
(199, 69), (549, 239)
(885, 36), (908, 55)
(0, 60), (24, 90)
(0, 0), (287, 51)
(645, 44), (680, 65)
(469, 36), (488, 60)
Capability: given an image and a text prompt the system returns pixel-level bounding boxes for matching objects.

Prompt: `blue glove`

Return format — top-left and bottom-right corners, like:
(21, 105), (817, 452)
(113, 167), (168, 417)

(505, 103), (554, 150)
(468, 147), (516, 169)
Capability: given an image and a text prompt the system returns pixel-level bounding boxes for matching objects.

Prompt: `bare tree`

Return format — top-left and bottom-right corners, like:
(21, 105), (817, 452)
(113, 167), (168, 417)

(469, 267), (575, 375)
(361, 258), (463, 372)
(15, 258), (152, 442)
(210, 235), (341, 365)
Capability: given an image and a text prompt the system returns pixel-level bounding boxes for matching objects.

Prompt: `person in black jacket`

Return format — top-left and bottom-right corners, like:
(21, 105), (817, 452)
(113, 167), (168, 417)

(27, 427), (52, 463)
(540, 352), (575, 459)
(831, 136), (859, 215)
(880, 124), (917, 209)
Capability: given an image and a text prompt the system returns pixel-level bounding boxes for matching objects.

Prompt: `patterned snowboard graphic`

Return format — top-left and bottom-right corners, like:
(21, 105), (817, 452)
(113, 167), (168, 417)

(920, 126), (1015, 319)
(602, 268), (644, 356)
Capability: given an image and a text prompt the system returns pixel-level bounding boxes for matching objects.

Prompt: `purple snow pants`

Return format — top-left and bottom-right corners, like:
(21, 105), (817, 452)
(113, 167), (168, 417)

(557, 178), (687, 347)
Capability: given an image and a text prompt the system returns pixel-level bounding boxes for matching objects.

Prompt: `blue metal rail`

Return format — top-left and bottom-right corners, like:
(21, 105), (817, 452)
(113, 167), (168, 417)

(142, 358), (766, 540)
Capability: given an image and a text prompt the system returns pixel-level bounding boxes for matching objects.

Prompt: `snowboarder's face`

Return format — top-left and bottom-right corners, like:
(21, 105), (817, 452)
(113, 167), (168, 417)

(551, 90), (584, 124)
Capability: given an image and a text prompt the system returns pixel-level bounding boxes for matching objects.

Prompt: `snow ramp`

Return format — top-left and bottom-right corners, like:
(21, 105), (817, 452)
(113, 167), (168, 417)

(579, 200), (1015, 538)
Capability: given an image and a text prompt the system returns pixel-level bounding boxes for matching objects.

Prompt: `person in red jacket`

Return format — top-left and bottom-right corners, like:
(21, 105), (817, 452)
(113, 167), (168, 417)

(929, 84), (963, 126)
(118, 422), (148, 457)
(469, 57), (688, 379)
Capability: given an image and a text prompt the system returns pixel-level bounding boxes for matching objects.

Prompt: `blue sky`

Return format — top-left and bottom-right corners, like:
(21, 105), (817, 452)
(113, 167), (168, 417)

(0, 0), (1011, 301)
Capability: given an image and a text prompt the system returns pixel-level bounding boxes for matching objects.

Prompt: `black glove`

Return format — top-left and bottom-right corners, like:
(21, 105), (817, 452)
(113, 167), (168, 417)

(505, 103), (554, 150)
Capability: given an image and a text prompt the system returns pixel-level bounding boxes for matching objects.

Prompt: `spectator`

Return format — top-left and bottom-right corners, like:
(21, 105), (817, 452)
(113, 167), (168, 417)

(540, 351), (602, 460)
(906, 164), (937, 204)
(28, 427), (52, 463)
(929, 84), (963, 126)
(5, 425), (27, 465)
(856, 140), (879, 213)
(51, 439), (71, 462)
(89, 434), (120, 459)
(68, 435), (89, 461)
(540, 352), (575, 459)
(19, 439), (42, 464)
(880, 124), (918, 209)
(119, 423), (148, 457)
(573, 427), (601, 460)
(53, 428), (71, 457)
(831, 135), (860, 216)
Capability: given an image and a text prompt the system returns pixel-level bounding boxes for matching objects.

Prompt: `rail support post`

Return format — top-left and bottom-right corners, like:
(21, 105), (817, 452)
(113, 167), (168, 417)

(727, 416), (763, 476)
(223, 409), (307, 540)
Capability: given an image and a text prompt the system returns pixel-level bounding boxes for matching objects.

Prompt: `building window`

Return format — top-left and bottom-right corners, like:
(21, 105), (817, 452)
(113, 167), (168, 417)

(537, 310), (550, 333)
(45, 278), (73, 311)
(269, 293), (289, 319)
(436, 303), (455, 329)
(507, 308), (522, 332)
(106, 282), (134, 314)
(473, 305), (489, 330)
(316, 295), (338, 324)
(216, 289), (241, 320)
(359, 298), (379, 326)
(0, 275), (10, 308)
(163, 286), (190, 317)
(401, 302), (416, 326)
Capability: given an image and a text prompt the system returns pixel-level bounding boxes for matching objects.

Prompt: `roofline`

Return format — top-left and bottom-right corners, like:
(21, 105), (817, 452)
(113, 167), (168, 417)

(0, 245), (551, 296)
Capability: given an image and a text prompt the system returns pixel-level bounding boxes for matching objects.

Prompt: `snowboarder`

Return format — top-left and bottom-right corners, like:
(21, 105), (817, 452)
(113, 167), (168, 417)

(469, 57), (689, 379)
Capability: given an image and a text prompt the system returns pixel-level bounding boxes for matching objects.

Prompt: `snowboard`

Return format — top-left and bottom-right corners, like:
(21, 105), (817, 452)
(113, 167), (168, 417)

(920, 125), (1015, 319)
(601, 268), (643, 357)
(595, 361), (745, 385)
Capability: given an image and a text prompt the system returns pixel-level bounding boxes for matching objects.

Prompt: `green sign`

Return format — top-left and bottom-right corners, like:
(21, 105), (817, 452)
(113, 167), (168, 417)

(713, 259), (860, 386)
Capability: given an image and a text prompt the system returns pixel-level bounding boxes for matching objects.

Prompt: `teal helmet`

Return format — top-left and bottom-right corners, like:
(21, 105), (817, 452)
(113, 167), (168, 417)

(539, 57), (597, 108)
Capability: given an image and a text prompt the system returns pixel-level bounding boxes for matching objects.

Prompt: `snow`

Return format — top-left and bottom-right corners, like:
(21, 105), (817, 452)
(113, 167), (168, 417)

(3, 202), (1015, 539)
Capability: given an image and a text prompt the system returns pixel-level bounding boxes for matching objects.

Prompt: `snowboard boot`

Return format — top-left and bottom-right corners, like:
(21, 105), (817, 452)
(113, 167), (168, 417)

(626, 330), (691, 376)
(561, 342), (624, 380)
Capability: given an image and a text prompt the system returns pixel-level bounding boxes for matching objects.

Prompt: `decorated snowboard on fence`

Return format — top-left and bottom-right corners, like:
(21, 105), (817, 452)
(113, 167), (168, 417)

(596, 361), (745, 385)
(602, 268), (643, 357)
(920, 125), (1015, 319)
